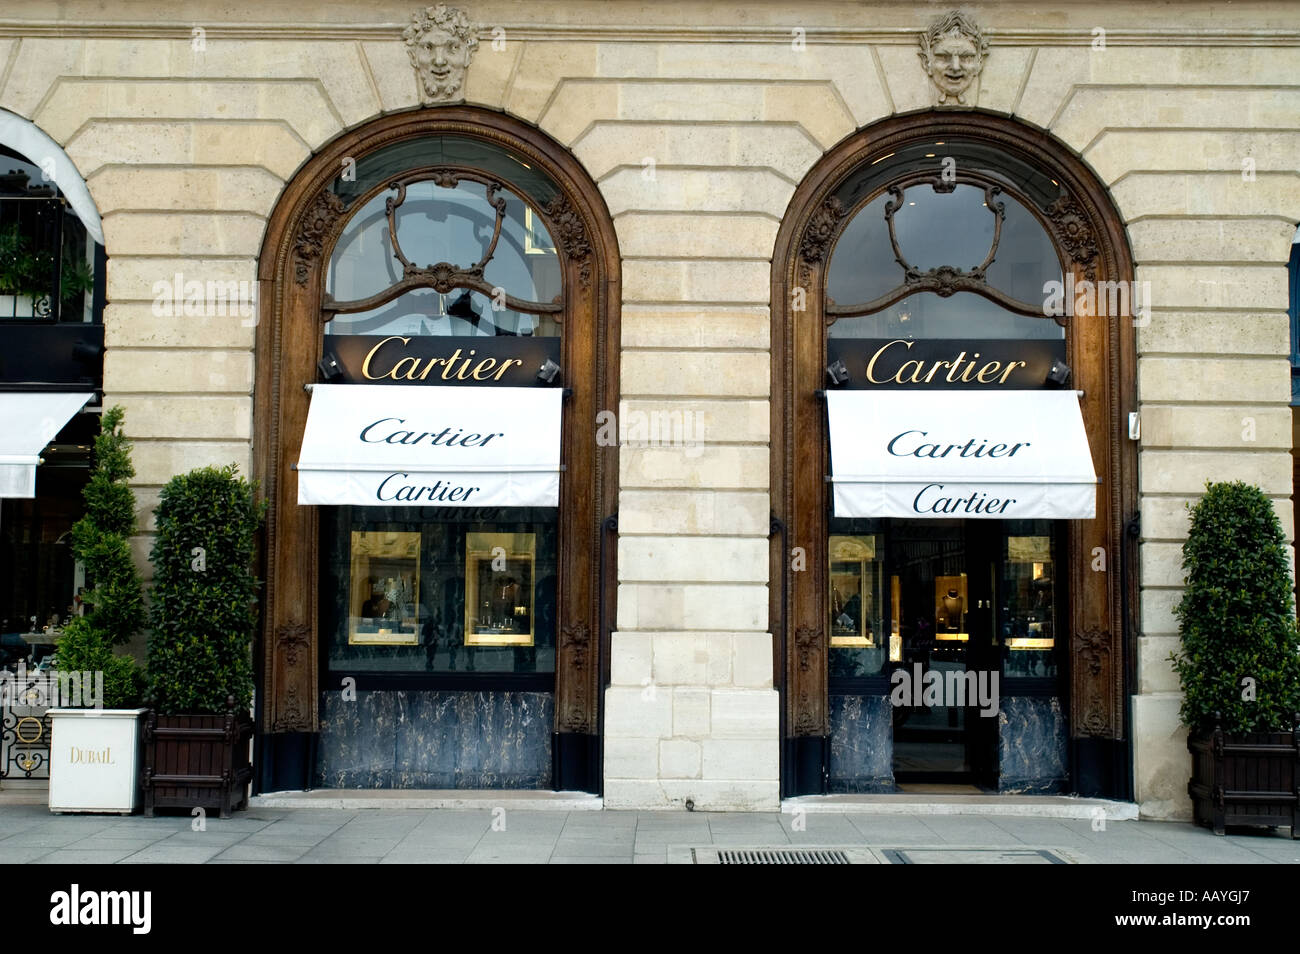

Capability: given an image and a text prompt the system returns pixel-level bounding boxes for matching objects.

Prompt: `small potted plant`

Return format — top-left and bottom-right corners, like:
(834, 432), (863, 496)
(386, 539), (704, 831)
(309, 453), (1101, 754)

(1169, 481), (1300, 836)
(143, 464), (264, 818)
(48, 406), (148, 814)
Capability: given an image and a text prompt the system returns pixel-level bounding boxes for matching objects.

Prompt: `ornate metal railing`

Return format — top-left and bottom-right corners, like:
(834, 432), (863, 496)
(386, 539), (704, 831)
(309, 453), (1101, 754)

(0, 704), (52, 779)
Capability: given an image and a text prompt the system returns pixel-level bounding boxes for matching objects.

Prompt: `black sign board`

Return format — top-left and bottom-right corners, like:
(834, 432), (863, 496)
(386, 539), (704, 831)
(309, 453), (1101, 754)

(0, 324), (104, 387)
(827, 337), (1065, 389)
(322, 334), (560, 388)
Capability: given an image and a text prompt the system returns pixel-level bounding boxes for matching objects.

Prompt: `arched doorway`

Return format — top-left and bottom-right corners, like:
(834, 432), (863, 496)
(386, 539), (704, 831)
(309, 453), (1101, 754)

(771, 112), (1137, 798)
(254, 108), (620, 793)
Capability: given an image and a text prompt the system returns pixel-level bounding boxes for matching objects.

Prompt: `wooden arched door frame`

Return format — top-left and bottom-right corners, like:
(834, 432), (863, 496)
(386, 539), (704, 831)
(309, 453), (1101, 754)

(770, 111), (1138, 797)
(253, 107), (620, 792)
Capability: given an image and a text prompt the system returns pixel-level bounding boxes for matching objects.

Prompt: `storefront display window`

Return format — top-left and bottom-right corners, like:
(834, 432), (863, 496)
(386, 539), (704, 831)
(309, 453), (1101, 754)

(1000, 522), (1060, 679)
(772, 115), (1131, 793)
(321, 507), (557, 676)
(258, 107), (617, 793)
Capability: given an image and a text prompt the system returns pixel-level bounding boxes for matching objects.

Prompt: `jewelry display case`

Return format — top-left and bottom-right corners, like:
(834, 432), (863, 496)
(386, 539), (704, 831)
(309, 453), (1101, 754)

(828, 534), (882, 648)
(348, 531), (421, 645)
(464, 531), (536, 646)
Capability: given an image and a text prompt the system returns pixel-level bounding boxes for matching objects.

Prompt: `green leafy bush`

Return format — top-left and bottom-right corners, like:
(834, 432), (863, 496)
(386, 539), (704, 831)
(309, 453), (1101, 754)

(146, 464), (265, 715)
(0, 223), (95, 304)
(58, 405), (146, 708)
(56, 619), (145, 709)
(1169, 481), (1300, 735)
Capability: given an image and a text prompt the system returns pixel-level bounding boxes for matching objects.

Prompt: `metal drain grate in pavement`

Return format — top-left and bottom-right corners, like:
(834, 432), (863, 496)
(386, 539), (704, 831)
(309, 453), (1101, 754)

(685, 845), (1078, 864)
(720, 848), (849, 864)
(690, 846), (879, 864)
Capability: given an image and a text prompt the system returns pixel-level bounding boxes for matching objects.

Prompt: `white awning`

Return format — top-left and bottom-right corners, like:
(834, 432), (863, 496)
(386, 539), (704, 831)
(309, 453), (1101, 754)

(296, 384), (562, 508)
(826, 389), (1097, 520)
(0, 392), (94, 498)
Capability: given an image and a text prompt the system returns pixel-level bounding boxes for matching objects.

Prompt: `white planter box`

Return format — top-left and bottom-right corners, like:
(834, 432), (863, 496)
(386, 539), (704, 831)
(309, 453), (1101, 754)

(48, 709), (147, 814)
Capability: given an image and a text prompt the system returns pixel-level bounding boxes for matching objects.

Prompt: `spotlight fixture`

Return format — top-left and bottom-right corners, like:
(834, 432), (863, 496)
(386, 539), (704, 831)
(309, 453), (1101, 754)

(825, 359), (849, 386)
(317, 354), (345, 382)
(1046, 359), (1071, 387)
(537, 358), (562, 384)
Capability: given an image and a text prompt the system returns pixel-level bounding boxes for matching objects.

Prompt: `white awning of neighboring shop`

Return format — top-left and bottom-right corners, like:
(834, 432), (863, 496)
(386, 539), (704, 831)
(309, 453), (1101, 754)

(826, 389), (1097, 520)
(0, 392), (94, 498)
(296, 384), (563, 508)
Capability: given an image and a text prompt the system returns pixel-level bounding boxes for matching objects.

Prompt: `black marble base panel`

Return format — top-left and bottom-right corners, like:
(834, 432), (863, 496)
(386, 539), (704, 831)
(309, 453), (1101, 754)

(998, 695), (1068, 794)
(828, 693), (895, 793)
(315, 690), (553, 789)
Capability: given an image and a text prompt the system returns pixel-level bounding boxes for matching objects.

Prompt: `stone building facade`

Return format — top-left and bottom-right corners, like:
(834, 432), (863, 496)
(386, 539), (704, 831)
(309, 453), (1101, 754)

(1, 1), (1296, 818)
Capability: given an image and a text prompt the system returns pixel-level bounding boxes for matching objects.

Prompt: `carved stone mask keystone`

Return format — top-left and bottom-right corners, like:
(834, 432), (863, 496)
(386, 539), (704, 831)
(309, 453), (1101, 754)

(918, 10), (989, 106)
(403, 4), (479, 104)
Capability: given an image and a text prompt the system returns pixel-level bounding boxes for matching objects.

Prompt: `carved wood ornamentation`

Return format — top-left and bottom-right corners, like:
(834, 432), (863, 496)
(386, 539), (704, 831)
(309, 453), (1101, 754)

(255, 110), (620, 744)
(1045, 194), (1099, 284)
(559, 622), (592, 732)
(544, 193), (593, 289)
(771, 112), (1136, 758)
(793, 625), (821, 673)
(293, 190), (346, 285)
(798, 196), (848, 287)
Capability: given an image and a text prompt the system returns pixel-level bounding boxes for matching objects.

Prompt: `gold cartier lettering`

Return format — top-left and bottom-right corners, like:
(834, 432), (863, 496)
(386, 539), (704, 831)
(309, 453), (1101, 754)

(361, 335), (411, 379)
(493, 359), (523, 381)
(357, 338), (540, 385)
(865, 338), (912, 384)
(456, 349), (477, 380)
(441, 348), (463, 380)
(389, 356), (423, 380)
(896, 359), (926, 384)
(860, 339), (1032, 387)
(998, 361), (1027, 384)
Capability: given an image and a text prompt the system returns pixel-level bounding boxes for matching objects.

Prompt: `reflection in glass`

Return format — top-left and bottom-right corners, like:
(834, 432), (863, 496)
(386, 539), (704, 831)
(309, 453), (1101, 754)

(327, 178), (561, 338)
(321, 506), (557, 675)
(464, 531), (536, 646)
(1000, 522), (1058, 678)
(825, 180), (1064, 339)
(331, 135), (562, 211)
(828, 292), (1064, 340)
(828, 535), (882, 648)
(348, 531), (421, 645)
(827, 526), (888, 678)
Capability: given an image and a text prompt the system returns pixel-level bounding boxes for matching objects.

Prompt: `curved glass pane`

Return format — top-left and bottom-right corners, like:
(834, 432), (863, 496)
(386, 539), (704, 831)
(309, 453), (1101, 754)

(825, 191), (894, 307)
(827, 183), (1062, 318)
(0, 146), (96, 323)
(331, 135), (561, 209)
(327, 178), (561, 337)
(829, 294), (1063, 340)
(984, 193), (1062, 305)
(893, 183), (996, 273)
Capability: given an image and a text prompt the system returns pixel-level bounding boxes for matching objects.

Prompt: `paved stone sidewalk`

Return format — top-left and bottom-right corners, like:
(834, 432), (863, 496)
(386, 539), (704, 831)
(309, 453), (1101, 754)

(0, 802), (1296, 863)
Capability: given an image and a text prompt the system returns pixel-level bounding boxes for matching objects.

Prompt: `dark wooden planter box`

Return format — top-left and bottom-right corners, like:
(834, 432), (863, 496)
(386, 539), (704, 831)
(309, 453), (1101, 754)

(1187, 717), (1299, 837)
(142, 699), (253, 819)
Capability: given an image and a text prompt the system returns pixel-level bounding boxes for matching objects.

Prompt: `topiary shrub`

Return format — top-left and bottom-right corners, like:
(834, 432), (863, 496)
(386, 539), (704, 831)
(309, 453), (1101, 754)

(56, 405), (146, 708)
(146, 464), (264, 715)
(1169, 480), (1300, 735)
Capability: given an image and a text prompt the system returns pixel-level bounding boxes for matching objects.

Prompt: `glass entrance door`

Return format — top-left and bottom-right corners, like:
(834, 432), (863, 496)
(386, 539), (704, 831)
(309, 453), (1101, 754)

(888, 520), (998, 786)
(827, 517), (1066, 792)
